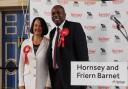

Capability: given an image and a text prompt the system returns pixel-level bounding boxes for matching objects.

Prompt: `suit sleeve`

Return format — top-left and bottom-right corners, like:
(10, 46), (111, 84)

(18, 42), (25, 86)
(73, 23), (89, 61)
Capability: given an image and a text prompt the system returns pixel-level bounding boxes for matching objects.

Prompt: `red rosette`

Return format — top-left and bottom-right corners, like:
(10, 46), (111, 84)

(23, 45), (31, 64)
(58, 28), (69, 47)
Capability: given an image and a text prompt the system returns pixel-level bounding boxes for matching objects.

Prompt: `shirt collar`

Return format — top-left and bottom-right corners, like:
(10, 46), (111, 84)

(56, 20), (66, 30)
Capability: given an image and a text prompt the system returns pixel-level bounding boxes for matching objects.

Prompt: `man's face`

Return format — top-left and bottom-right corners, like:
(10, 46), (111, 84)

(51, 6), (66, 26)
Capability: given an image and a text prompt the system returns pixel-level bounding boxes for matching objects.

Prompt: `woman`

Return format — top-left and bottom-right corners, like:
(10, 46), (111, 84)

(19, 17), (51, 89)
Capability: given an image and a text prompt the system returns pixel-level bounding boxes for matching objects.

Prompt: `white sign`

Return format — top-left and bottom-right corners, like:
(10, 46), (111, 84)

(71, 62), (128, 86)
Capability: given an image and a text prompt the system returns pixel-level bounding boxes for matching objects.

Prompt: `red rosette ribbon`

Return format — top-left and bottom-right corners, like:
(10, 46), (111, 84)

(23, 45), (31, 64)
(58, 28), (69, 48)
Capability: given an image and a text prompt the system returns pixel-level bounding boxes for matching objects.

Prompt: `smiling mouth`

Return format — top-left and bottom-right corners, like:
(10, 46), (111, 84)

(54, 18), (60, 21)
(52, 17), (62, 26)
(53, 19), (61, 25)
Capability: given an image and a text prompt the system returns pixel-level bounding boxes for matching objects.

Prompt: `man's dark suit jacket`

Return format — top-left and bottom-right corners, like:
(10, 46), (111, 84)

(47, 20), (89, 89)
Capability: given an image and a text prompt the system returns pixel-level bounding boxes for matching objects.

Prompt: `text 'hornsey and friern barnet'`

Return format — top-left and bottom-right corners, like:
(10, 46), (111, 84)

(76, 64), (120, 79)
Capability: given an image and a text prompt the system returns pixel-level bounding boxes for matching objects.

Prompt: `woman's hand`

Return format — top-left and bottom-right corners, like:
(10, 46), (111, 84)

(19, 86), (25, 89)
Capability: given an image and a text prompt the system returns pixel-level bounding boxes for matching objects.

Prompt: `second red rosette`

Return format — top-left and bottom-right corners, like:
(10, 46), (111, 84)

(58, 28), (69, 47)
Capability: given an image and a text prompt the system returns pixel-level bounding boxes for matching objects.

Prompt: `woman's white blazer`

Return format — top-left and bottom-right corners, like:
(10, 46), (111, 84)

(18, 37), (50, 89)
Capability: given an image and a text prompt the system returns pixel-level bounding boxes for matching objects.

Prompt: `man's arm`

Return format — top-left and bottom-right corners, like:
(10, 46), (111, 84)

(73, 23), (89, 61)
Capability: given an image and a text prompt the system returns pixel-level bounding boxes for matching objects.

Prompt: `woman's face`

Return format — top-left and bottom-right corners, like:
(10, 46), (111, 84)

(33, 19), (42, 36)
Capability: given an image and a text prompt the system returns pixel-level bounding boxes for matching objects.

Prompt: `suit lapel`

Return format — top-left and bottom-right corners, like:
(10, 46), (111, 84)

(63, 20), (69, 28)
(27, 38), (35, 57)
(49, 28), (56, 48)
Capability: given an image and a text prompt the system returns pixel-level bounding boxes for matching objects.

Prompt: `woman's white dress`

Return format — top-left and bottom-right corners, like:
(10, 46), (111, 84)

(19, 37), (51, 89)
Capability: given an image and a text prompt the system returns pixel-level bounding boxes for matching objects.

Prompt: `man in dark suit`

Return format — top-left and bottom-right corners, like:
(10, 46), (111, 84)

(47, 5), (89, 89)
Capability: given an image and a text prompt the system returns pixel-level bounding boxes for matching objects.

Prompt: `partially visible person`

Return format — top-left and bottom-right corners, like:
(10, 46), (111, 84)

(47, 5), (89, 89)
(19, 17), (51, 89)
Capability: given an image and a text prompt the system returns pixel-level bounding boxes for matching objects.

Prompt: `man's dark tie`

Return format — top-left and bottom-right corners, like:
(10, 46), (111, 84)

(53, 27), (60, 69)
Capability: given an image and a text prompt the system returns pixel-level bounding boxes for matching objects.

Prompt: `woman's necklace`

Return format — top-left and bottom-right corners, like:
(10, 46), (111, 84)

(32, 36), (43, 45)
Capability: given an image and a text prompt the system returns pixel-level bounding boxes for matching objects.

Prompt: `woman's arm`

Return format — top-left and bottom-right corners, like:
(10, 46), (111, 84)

(45, 71), (51, 89)
(18, 43), (25, 87)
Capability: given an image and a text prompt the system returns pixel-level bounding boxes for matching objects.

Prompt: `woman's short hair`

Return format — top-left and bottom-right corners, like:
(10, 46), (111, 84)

(30, 17), (48, 36)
